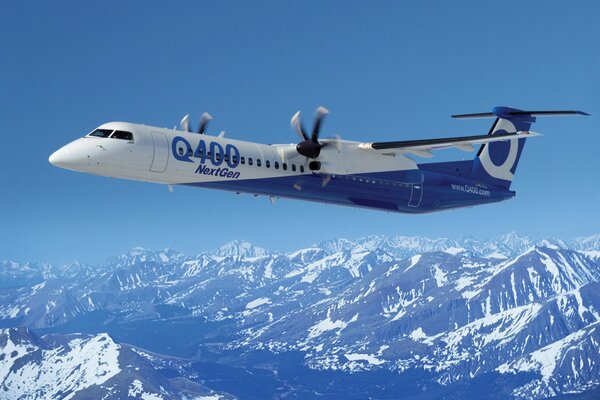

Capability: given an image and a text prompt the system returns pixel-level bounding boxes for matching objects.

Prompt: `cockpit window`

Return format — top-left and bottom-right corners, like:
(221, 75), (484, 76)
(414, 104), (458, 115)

(110, 130), (133, 141)
(88, 129), (113, 138)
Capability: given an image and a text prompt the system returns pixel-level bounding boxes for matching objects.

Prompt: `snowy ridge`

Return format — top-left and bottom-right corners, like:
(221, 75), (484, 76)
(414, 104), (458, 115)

(0, 328), (121, 400)
(0, 328), (232, 400)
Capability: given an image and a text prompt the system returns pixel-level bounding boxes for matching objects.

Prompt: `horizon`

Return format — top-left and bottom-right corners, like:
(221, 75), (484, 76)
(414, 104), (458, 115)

(4, 231), (598, 265)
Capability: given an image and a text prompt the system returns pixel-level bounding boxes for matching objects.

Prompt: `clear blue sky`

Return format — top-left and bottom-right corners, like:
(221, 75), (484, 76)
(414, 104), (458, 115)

(1, 1), (598, 264)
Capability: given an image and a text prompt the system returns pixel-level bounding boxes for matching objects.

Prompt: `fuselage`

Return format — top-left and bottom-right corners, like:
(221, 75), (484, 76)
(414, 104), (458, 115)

(49, 122), (514, 213)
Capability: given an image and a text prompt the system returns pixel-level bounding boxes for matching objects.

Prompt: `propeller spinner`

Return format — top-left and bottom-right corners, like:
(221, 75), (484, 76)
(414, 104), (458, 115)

(291, 106), (329, 159)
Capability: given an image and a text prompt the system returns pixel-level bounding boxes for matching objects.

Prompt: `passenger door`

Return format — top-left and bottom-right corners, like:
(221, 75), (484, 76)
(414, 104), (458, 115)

(408, 184), (423, 207)
(150, 132), (169, 173)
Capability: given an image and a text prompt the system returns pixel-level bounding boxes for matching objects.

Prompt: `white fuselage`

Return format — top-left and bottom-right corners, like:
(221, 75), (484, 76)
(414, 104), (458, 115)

(49, 121), (419, 186)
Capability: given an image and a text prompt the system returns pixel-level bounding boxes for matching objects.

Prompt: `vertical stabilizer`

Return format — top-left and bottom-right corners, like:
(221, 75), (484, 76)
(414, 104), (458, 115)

(471, 107), (533, 189)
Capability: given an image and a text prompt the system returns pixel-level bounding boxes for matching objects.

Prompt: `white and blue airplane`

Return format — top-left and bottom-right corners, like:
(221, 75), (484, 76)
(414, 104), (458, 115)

(49, 106), (587, 213)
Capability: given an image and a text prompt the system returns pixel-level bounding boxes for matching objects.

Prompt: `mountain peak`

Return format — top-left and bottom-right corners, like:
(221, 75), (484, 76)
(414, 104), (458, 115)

(211, 240), (271, 259)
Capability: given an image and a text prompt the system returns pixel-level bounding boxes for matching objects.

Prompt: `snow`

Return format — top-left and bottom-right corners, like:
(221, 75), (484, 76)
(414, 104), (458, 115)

(31, 281), (46, 294)
(409, 327), (428, 341)
(301, 270), (319, 284)
(345, 352), (385, 365)
(263, 259), (274, 279)
(538, 250), (561, 290)
(404, 255), (421, 272)
(454, 274), (475, 292)
(432, 265), (448, 287)
(307, 314), (349, 339)
(284, 268), (304, 279)
(501, 329), (587, 382)
(573, 289), (600, 322)
(1, 332), (121, 400)
(485, 251), (508, 260)
(441, 303), (542, 352)
(510, 272), (519, 304)
(582, 250), (600, 261)
(128, 379), (164, 400)
(444, 247), (466, 255)
(246, 297), (272, 309)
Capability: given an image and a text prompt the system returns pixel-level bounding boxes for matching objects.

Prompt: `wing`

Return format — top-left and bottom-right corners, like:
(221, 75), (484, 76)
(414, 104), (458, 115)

(358, 130), (541, 158)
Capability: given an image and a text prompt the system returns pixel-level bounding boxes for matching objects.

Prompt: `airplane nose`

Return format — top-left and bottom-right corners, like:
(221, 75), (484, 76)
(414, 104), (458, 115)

(49, 142), (89, 170)
(48, 149), (62, 166)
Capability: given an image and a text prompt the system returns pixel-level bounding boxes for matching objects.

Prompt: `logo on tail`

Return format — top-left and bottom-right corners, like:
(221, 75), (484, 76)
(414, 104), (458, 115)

(478, 118), (521, 181)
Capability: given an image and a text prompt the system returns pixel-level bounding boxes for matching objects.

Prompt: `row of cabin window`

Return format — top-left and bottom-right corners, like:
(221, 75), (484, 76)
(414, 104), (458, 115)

(190, 149), (305, 172)
(238, 156), (305, 172)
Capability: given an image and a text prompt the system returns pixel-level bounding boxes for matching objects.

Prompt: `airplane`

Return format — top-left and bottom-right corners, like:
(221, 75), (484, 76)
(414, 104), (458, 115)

(49, 106), (587, 213)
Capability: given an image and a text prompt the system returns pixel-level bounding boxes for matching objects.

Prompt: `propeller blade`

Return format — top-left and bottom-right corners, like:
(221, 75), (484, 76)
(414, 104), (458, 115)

(322, 174), (331, 187)
(311, 106), (329, 142)
(291, 111), (309, 141)
(180, 114), (190, 132)
(198, 112), (213, 134)
(333, 134), (342, 152)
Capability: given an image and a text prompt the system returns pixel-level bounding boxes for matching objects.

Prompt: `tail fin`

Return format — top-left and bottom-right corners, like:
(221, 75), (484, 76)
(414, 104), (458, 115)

(452, 106), (588, 189)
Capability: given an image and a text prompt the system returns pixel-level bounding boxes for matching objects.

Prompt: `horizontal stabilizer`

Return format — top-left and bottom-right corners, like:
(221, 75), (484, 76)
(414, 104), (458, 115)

(452, 109), (589, 119)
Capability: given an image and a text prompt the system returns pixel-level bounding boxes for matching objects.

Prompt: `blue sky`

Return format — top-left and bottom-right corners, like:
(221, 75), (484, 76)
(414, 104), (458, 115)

(1, 1), (599, 264)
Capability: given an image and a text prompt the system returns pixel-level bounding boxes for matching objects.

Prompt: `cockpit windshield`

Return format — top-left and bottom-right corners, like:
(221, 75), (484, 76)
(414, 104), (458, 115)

(111, 130), (133, 141)
(87, 129), (134, 141)
(88, 129), (113, 138)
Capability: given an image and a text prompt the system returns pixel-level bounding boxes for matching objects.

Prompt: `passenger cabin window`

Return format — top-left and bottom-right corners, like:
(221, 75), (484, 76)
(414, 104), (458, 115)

(257, 159), (262, 167)
(241, 156), (245, 164)
(88, 129), (113, 138)
(283, 163), (288, 171)
(110, 130), (133, 141)
(274, 161), (279, 169)
(300, 165), (305, 173)
(292, 164), (296, 172)
(248, 158), (253, 166)
(266, 160), (270, 168)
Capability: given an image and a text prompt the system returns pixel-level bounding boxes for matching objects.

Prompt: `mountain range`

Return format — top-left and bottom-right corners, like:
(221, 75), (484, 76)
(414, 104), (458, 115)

(1, 233), (599, 399)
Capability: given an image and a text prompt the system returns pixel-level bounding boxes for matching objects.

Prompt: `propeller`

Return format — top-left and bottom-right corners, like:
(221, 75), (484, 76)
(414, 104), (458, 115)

(291, 106), (329, 159)
(288, 106), (343, 189)
(180, 112), (213, 134)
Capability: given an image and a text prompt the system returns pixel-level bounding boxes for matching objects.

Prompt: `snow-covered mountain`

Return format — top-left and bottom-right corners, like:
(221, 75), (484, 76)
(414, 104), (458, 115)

(0, 327), (232, 399)
(1, 233), (599, 399)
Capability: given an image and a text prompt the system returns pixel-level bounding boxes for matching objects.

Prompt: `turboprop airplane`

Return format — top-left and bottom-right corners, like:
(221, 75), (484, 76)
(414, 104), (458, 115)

(49, 106), (587, 213)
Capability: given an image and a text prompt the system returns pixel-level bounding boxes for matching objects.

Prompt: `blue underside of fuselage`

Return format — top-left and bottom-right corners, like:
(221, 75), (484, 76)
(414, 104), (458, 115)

(183, 168), (515, 214)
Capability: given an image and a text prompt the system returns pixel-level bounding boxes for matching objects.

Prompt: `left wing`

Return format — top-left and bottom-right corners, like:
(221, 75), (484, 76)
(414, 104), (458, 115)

(358, 130), (541, 158)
